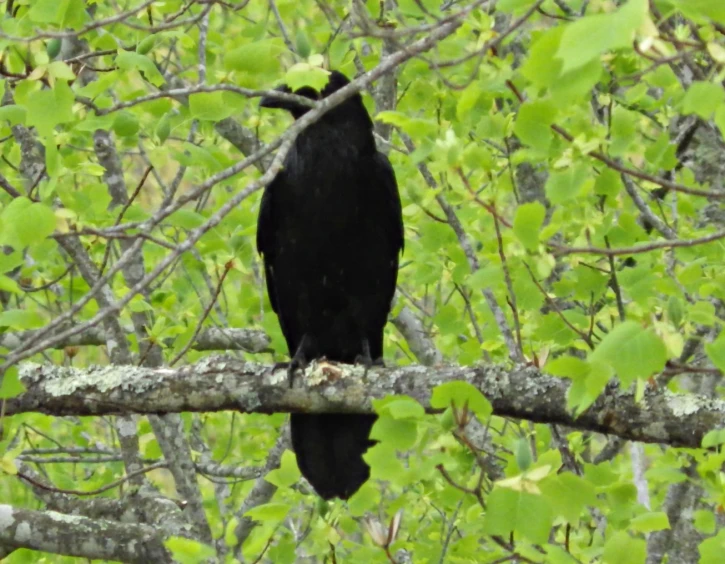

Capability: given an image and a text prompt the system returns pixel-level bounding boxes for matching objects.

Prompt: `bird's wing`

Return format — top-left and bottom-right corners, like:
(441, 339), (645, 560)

(372, 151), (405, 255)
(256, 173), (282, 314)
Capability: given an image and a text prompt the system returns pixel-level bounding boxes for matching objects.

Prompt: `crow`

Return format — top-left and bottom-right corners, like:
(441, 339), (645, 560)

(256, 70), (404, 500)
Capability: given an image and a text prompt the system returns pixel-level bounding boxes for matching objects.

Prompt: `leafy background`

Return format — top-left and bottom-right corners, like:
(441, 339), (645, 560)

(2, 0), (725, 562)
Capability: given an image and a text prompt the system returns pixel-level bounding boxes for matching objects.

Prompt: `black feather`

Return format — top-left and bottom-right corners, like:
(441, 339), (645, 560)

(257, 70), (404, 499)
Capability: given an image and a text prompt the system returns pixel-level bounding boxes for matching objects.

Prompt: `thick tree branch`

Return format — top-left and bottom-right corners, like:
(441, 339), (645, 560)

(7, 358), (720, 449)
(0, 504), (170, 563)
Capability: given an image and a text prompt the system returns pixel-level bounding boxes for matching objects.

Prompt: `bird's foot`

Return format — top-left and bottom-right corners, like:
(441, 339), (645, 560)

(287, 356), (307, 389)
(287, 337), (310, 388)
(354, 338), (374, 368)
(267, 361), (299, 388)
(354, 340), (384, 377)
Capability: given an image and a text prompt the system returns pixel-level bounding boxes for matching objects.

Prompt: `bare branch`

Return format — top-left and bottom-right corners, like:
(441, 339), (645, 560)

(7, 358), (722, 450)
(551, 228), (725, 257)
(0, 503), (170, 563)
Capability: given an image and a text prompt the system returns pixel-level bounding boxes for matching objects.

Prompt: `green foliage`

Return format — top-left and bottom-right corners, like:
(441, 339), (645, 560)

(0, 367), (24, 399)
(588, 321), (667, 387)
(513, 201), (546, 251)
(430, 381), (492, 418)
(164, 537), (216, 564)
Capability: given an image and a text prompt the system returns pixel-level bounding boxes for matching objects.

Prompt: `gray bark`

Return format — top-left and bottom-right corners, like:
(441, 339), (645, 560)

(7, 357), (722, 449)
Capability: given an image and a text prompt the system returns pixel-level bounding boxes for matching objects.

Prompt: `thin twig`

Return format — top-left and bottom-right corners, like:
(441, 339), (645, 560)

(550, 229), (725, 257)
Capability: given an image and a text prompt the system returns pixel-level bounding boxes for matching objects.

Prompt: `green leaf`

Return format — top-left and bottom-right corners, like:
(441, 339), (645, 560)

(545, 164), (589, 205)
(23, 81), (74, 136)
(513, 201), (546, 251)
(682, 82), (725, 119)
(284, 63), (331, 91)
(116, 50), (165, 87)
(589, 321), (667, 387)
(667, 295), (685, 327)
(702, 428), (725, 448)
(0, 105), (27, 126)
(0, 250), (23, 274)
(177, 143), (222, 171)
(630, 512), (670, 533)
(166, 208), (206, 229)
(295, 29), (312, 59)
(690, 301), (716, 325)
(0, 309), (46, 330)
(371, 415), (418, 450)
(523, 26), (603, 103)
(482, 487), (553, 545)
(113, 112), (140, 137)
(17, 205), (57, 247)
(645, 133), (679, 170)
(243, 502), (291, 522)
(189, 92), (236, 121)
(561, 358), (613, 415)
(514, 99), (557, 152)
(0, 367), (25, 400)
(430, 381), (492, 419)
(493, 0), (535, 12)
(551, 59), (603, 104)
(603, 531), (646, 564)
(267, 537), (297, 564)
(694, 510), (717, 534)
(715, 105), (725, 139)
(224, 39), (285, 74)
(156, 113), (172, 144)
(28, 0), (85, 27)
(515, 438), (533, 471)
(610, 106), (637, 156)
(137, 34), (158, 55)
(347, 481), (380, 517)
(672, 0), (725, 24)
(164, 537), (216, 564)
(589, 321), (667, 386)
(46, 38), (62, 59)
(556, 0), (647, 73)
(45, 135), (60, 177)
(265, 450), (301, 488)
(522, 27), (565, 89)
(223, 518), (239, 548)
(376, 111), (437, 138)
(375, 397), (425, 419)
(365, 443), (406, 481)
(0, 275), (21, 294)
(700, 530), (725, 564)
(704, 332), (725, 372)
(456, 84), (482, 121)
(544, 545), (581, 564)
(594, 168), (623, 198)
(0, 198), (57, 248)
(47, 61), (76, 81)
(541, 473), (597, 525)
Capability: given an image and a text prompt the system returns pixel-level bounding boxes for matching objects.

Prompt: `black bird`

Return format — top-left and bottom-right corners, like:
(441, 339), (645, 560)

(256, 70), (404, 500)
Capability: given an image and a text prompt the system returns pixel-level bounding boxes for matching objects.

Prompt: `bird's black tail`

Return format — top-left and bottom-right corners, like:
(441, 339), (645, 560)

(290, 413), (376, 500)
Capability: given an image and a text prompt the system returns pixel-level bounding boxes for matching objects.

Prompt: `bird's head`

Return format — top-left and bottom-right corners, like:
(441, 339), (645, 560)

(259, 70), (355, 119)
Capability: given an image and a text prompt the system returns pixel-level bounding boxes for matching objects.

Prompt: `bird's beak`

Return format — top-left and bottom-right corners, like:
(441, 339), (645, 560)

(259, 84), (293, 108)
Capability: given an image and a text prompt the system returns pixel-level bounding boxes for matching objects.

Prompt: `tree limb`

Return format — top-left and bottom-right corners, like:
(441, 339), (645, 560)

(0, 503), (171, 563)
(7, 357), (720, 449)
